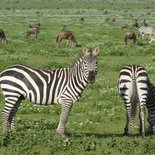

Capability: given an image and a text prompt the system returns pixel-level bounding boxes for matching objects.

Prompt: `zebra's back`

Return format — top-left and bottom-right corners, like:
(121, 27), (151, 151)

(118, 64), (148, 105)
(139, 26), (155, 35)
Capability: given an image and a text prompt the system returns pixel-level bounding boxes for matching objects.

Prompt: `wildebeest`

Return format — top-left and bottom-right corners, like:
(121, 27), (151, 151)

(124, 31), (137, 45)
(132, 19), (139, 28)
(121, 24), (129, 30)
(56, 31), (77, 47)
(79, 17), (84, 23)
(143, 19), (149, 27)
(0, 29), (8, 43)
(27, 26), (40, 38)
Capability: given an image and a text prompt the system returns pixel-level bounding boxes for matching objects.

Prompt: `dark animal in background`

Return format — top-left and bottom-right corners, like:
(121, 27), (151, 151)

(143, 19), (149, 27)
(0, 29), (8, 43)
(27, 26), (40, 38)
(124, 31), (137, 45)
(132, 19), (139, 28)
(121, 24), (129, 30)
(79, 17), (84, 23)
(56, 31), (77, 47)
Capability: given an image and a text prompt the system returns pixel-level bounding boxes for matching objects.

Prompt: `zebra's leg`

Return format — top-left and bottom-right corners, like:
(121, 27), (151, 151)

(56, 103), (72, 137)
(129, 107), (134, 136)
(2, 110), (9, 133)
(139, 110), (142, 134)
(124, 112), (129, 135)
(139, 104), (145, 138)
(153, 124), (155, 134)
(2, 96), (21, 133)
(124, 103), (135, 136)
(124, 104), (131, 135)
(8, 99), (21, 133)
(2, 98), (15, 133)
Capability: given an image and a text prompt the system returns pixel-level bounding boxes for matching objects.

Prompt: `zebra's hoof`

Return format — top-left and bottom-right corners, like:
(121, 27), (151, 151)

(56, 129), (67, 138)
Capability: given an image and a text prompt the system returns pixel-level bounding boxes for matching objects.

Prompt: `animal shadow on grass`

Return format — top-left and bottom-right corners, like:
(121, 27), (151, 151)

(68, 132), (124, 138)
(68, 129), (153, 138)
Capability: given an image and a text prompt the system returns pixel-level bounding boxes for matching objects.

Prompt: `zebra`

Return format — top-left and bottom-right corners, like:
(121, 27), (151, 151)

(146, 80), (155, 134)
(0, 46), (99, 137)
(118, 65), (148, 137)
(139, 26), (155, 39)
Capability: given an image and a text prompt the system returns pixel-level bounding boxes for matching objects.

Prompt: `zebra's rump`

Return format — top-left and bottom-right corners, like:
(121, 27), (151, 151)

(118, 65), (148, 103)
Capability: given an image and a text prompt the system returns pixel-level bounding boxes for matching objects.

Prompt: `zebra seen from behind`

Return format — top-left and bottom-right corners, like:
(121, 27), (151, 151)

(118, 65), (148, 137)
(0, 46), (99, 137)
(139, 26), (155, 39)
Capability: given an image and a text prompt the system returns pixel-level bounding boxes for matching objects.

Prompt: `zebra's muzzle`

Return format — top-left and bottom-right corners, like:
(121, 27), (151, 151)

(88, 71), (96, 84)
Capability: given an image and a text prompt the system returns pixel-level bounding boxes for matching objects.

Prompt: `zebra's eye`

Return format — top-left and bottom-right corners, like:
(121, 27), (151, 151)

(84, 61), (87, 65)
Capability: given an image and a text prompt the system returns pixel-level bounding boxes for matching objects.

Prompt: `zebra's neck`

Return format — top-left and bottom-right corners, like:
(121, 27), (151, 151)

(70, 56), (88, 86)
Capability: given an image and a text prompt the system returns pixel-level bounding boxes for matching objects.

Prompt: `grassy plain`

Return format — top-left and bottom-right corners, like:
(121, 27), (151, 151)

(0, 0), (155, 154)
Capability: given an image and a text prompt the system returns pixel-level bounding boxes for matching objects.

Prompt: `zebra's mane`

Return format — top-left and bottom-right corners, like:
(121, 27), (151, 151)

(70, 54), (84, 68)
(71, 48), (93, 68)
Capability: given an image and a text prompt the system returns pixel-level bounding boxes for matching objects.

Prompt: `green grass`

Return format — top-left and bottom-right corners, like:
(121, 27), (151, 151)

(0, 0), (155, 155)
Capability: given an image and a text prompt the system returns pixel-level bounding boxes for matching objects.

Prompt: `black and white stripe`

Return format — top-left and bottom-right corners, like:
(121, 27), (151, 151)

(139, 26), (155, 38)
(146, 80), (155, 134)
(118, 65), (148, 137)
(0, 46), (99, 137)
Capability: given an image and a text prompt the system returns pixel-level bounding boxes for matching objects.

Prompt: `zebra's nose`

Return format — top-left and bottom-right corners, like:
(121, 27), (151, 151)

(88, 71), (95, 84)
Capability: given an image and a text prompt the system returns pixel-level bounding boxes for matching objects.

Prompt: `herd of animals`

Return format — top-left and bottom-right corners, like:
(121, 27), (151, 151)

(0, 19), (155, 46)
(0, 24), (78, 47)
(0, 18), (155, 138)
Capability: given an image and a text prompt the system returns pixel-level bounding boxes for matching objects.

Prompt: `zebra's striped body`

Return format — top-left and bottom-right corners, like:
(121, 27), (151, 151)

(0, 47), (99, 137)
(146, 81), (155, 134)
(118, 65), (148, 137)
(139, 26), (155, 39)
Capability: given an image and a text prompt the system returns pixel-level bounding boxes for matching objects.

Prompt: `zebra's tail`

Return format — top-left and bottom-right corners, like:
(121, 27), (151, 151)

(131, 79), (138, 119)
(131, 94), (137, 119)
(56, 34), (59, 43)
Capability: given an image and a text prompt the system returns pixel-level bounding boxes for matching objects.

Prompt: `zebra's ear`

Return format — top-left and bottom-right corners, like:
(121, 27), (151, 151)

(83, 47), (89, 56)
(93, 46), (100, 56)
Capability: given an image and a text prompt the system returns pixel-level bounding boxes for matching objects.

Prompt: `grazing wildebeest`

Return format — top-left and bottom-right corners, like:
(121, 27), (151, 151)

(132, 19), (139, 28)
(56, 31), (77, 47)
(27, 26), (40, 38)
(0, 29), (8, 43)
(144, 19), (149, 27)
(121, 24), (129, 30)
(79, 17), (84, 23)
(124, 31), (137, 45)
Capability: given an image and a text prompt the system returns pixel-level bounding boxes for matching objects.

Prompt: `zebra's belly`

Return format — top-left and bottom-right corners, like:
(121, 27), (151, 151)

(25, 88), (63, 105)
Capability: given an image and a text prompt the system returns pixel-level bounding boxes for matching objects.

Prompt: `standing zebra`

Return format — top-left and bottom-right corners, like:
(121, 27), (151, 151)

(139, 26), (155, 39)
(0, 46), (99, 137)
(118, 65), (148, 137)
(145, 79), (155, 134)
